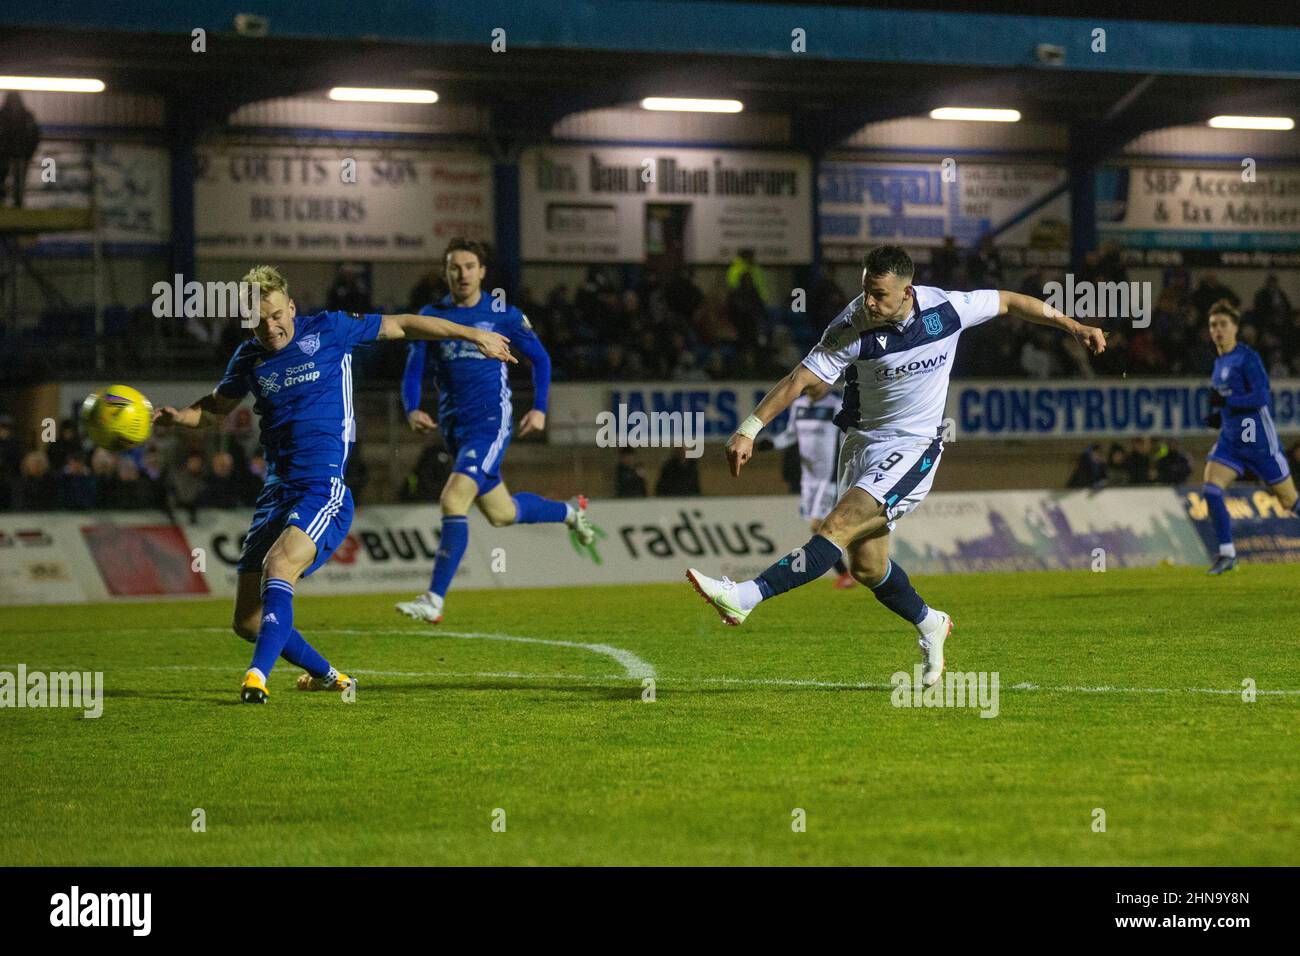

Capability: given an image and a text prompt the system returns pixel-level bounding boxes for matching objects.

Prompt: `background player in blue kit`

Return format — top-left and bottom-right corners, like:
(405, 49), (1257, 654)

(153, 265), (515, 703)
(396, 238), (595, 624)
(1201, 299), (1299, 574)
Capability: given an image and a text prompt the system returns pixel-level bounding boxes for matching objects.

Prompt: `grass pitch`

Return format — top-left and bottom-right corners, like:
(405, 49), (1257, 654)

(2, 565), (1297, 866)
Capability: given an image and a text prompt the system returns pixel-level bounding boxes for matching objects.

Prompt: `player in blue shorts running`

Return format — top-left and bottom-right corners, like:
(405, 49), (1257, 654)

(1201, 299), (1299, 574)
(395, 238), (595, 625)
(153, 264), (515, 703)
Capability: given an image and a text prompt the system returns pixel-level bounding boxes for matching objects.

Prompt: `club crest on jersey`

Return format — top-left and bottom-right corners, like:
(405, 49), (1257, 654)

(922, 312), (943, 336)
(258, 372), (280, 394)
(297, 333), (321, 356)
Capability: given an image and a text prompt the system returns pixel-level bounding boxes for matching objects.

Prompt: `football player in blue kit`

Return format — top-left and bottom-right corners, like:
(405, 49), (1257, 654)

(153, 265), (515, 703)
(395, 238), (595, 625)
(1201, 299), (1299, 574)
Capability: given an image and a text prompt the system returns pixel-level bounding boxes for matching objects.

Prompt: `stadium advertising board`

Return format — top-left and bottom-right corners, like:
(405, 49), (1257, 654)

(550, 379), (1300, 444)
(1181, 485), (1300, 563)
(950, 378), (1300, 439)
(0, 490), (1222, 605)
(519, 145), (812, 263)
(818, 160), (1070, 262)
(894, 487), (1207, 574)
(194, 145), (493, 261)
(1097, 164), (1300, 251)
(25, 141), (171, 253)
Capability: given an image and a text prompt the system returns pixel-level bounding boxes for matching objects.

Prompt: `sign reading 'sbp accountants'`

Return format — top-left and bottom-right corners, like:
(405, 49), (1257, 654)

(195, 146), (493, 261)
(1097, 165), (1300, 250)
(520, 146), (812, 263)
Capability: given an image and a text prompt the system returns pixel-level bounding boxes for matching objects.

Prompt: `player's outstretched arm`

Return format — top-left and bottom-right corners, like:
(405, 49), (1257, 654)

(154, 391), (240, 429)
(727, 363), (824, 477)
(379, 314), (517, 364)
(996, 290), (1107, 356)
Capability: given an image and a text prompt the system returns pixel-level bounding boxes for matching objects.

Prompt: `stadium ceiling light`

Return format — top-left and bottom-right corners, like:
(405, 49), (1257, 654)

(640, 97), (744, 113)
(930, 107), (1021, 123)
(328, 87), (438, 104)
(1207, 115), (1295, 130)
(0, 76), (105, 93)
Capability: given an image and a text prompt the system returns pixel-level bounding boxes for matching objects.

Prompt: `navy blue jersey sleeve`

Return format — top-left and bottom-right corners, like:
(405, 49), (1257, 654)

(402, 341), (428, 415)
(510, 312), (552, 413)
(216, 342), (252, 399)
(327, 310), (383, 349)
(1230, 350), (1271, 410)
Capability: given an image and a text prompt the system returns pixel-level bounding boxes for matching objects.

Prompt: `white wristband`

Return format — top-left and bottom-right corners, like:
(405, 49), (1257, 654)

(735, 415), (764, 440)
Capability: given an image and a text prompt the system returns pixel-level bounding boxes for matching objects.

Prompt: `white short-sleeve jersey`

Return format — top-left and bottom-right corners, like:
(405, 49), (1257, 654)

(801, 286), (1000, 440)
(771, 391), (842, 485)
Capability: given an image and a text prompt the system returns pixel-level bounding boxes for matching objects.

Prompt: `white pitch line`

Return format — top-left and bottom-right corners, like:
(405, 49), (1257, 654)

(194, 627), (658, 680)
(3, 661), (1296, 696)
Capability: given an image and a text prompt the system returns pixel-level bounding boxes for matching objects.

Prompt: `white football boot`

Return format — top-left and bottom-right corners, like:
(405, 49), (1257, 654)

(395, 591), (444, 624)
(566, 494), (595, 546)
(685, 569), (751, 626)
(917, 609), (952, 687)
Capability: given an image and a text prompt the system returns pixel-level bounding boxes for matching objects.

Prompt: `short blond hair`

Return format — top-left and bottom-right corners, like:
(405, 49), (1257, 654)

(242, 264), (289, 297)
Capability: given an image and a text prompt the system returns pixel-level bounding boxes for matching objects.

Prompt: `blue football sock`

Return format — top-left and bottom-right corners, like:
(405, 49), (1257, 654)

(279, 629), (331, 678)
(870, 560), (929, 625)
(1203, 484), (1234, 553)
(755, 534), (843, 600)
(430, 515), (470, 598)
(511, 492), (568, 524)
(250, 578), (295, 677)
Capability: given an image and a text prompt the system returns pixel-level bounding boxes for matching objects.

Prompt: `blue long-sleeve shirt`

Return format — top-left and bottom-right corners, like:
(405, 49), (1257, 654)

(1211, 343), (1272, 441)
(401, 294), (551, 438)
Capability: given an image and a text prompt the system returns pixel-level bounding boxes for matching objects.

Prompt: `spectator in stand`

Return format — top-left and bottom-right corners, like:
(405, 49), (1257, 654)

(0, 413), (19, 509)
(663, 266), (704, 328)
(89, 447), (116, 486)
(1125, 436), (1153, 485)
(1267, 348), (1291, 379)
(965, 234), (1003, 288)
(407, 267), (448, 314)
(725, 248), (770, 306)
(199, 451), (242, 509)
(1154, 438), (1192, 485)
(57, 454), (96, 510)
(1253, 274), (1293, 340)
(14, 450), (57, 511)
(400, 443), (451, 503)
(47, 418), (81, 472)
(1067, 443), (1108, 490)
(725, 271), (767, 347)
(615, 448), (648, 498)
(1019, 330), (1056, 380)
(0, 92), (40, 209)
(345, 451), (369, 507)
(240, 452), (268, 504)
(929, 236), (960, 287)
(670, 349), (708, 383)
(1104, 443), (1129, 487)
(101, 456), (158, 510)
(326, 261), (372, 313)
(168, 450), (208, 522)
(655, 445), (701, 497)
(1190, 273), (1239, 318)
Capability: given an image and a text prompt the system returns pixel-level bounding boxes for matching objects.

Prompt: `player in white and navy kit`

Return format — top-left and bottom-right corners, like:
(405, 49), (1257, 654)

(767, 380), (856, 588)
(687, 245), (1106, 686)
(153, 265), (514, 703)
(1200, 299), (1300, 574)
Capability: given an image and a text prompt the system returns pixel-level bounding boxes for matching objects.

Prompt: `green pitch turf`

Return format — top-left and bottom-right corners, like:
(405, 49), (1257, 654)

(2, 565), (1297, 866)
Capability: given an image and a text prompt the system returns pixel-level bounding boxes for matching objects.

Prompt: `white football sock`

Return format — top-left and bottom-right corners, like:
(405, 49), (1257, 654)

(1219, 544), (1236, 558)
(321, 667), (339, 685)
(916, 607), (942, 635)
(425, 591), (445, 609)
(734, 580), (764, 611)
(564, 502), (577, 523)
